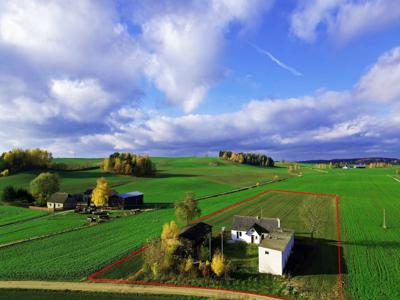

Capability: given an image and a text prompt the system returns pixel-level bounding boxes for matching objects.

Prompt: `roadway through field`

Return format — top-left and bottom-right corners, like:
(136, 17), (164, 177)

(0, 281), (282, 300)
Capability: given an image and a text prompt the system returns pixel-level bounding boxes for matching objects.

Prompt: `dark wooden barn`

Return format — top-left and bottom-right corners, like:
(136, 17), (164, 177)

(179, 222), (212, 259)
(114, 191), (144, 209)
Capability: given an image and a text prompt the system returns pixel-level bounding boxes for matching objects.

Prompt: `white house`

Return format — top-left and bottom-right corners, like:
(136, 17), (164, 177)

(258, 229), (294, 276)
(47, 192), (77, 211)
(231, 215), (280, 245)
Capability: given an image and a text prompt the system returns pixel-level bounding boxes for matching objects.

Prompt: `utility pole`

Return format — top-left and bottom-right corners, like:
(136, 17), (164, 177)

(221, 226), (225, 257)
(383, 208), (387, 229)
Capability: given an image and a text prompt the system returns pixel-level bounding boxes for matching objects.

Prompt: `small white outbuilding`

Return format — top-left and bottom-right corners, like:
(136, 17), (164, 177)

(258, 229), (294, 276)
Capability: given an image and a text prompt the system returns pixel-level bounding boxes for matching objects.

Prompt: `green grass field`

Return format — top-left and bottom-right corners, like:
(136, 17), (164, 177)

(0, 211), (89, 245)
(0, 289), (202, 300)
(0, 158), (399, 299)
(101, 191), (338, 299)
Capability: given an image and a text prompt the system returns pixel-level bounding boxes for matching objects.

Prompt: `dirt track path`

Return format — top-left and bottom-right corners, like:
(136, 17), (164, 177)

(0, 281), (280, 300)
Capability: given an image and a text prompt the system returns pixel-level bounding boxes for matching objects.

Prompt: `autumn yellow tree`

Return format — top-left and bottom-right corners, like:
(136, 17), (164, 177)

(161, 221), (180, 254)
(211, 251), (225, 277)
(91, 177), (112, 207)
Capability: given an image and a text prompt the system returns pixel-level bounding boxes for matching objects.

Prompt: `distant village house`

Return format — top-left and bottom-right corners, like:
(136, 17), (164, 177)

(179, 222), (212, 259)
(47, 192), (78, 211)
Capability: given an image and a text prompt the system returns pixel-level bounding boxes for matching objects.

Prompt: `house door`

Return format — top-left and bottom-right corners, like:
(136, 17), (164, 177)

(251, 235), (254, 243)
(236, 232), (239, 239)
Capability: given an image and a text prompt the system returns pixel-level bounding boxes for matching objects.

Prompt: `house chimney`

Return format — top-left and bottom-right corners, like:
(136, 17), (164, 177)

(277, 218), (281, 228)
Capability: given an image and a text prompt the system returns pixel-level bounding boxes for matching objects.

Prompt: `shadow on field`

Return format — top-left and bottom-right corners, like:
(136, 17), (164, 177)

(285, 237), (347, 276)
(154, 172), (199, 179)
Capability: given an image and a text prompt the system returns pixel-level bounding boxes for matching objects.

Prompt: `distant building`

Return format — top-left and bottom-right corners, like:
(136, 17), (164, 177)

(179, 222), (212, 258)
(114, 191), (144, 209)
(81, 188), (144, 210)
(258, 229), (294, 276)
(231, 215), (281, 244)
(354, 164), (366, 168)
(342, 165), (349, 169)
(47, 192), (78, 211)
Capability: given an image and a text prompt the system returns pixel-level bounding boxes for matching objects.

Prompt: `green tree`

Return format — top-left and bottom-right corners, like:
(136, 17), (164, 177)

(175, 192), (201, 225)
(30, 172), (60, 206)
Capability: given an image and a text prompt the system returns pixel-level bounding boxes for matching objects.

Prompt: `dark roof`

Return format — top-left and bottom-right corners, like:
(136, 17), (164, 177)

(232, 215), (279, 233)
(48, 192), (69, 204)
(179, 222), (212, 245)
(119, 191), (143, 198)
(252, 223), (269, 235)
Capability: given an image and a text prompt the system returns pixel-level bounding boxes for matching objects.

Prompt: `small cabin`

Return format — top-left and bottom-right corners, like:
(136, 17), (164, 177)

(47, 192), (78, 211)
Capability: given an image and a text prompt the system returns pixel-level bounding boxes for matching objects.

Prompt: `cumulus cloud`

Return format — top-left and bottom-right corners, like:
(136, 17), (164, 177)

(355, 47), (400, 103)
(138, 0), (272, 112)
(290, 0), (400, 43)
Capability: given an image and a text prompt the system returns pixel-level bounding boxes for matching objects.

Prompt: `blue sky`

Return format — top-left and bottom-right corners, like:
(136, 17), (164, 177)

(0, 0), (400, 160)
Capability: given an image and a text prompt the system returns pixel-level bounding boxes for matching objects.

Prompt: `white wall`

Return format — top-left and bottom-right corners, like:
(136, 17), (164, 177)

(258, 246), (283, 275)
(47, 202), (64, 211)
(231, 229), (263, 244)
(258, 234), (295, 276)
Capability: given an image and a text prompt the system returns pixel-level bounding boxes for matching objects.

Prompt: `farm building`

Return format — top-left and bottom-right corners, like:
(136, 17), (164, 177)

(231, 215), (281, 244)
(82, 188), (143, 210)
(47, 192), (78, 211)
(115, 191), (144, 209)
(179, 222), (212, 258)
(258, 229), (294, 276)
(354, 164), (366, 168)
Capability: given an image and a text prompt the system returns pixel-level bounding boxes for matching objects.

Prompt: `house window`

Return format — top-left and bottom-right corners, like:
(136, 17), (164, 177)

(265, 251), (269, 255)
(255, 236), (258, 240)
(239, 231), (242, 237)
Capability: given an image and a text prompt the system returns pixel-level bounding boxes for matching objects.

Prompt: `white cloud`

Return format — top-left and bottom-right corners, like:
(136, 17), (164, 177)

(290, 0), (400, 43)
(138, 0), (272, 112)
(50, 78), (117, 122)
(355, 47), (400, 103)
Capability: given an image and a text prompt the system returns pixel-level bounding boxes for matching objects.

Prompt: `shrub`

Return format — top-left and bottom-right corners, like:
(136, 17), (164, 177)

(0, 169), (9, 177)
(30, 172), (60, 206)
(2, 186), (35, 205)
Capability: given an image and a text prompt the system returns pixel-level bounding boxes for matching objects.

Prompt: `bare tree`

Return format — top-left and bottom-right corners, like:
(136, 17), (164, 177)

(300, 200), (325, 239)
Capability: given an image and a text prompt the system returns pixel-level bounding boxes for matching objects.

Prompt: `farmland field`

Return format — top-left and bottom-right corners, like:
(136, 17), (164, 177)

(0, 205), (46, 226)
(99, 191), (339, 300)
(0, 211), (88, 245)
(0, 188), (270, 280)
(1, 158), (400, 300)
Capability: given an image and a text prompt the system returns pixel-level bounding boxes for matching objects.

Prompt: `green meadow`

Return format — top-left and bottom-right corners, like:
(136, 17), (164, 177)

(0, 158), (399, 299)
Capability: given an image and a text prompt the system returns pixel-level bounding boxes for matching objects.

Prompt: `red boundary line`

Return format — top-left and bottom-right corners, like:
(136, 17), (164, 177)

(88, 189), (342, 300)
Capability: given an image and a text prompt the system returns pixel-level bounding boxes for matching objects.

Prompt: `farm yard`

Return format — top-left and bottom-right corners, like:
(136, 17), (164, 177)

(0, 157), (400, 299)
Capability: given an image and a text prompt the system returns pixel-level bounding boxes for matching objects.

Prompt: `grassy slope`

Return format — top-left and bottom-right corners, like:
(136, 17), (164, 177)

(0, 157), (284, 225)
(0, 212), (89, 245)
(1, 158), (399, 299)
(266, 167), (400, 300)
(0, 186), (272, 280)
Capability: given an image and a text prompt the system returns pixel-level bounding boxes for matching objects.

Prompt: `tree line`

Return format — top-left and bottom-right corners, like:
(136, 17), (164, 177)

(101, 152), (156, 176)
(218, 150), (274, 167)
(0, 148), (52, 174)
